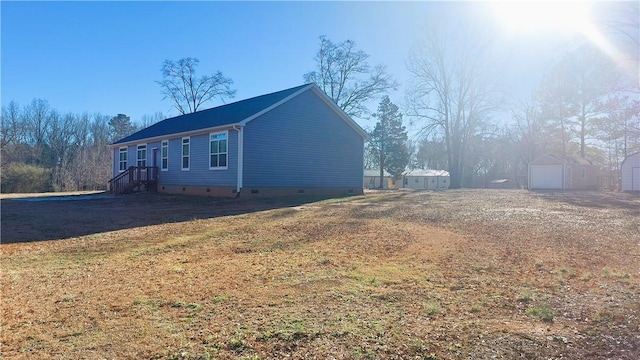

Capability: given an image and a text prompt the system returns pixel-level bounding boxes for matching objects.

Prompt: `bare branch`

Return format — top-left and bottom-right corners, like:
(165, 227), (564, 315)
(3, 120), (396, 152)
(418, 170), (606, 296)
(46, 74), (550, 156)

(157, 58), (236, 115)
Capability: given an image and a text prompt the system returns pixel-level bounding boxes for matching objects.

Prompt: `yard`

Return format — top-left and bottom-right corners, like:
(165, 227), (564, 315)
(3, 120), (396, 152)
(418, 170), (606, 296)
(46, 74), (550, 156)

(1, 189), (639, 359)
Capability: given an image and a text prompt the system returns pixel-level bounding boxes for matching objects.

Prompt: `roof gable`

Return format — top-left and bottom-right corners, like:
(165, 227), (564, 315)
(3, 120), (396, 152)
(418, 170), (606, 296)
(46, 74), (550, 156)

(112, 84), (368, 146)
(530, 154), (594, 166)
(621, 151), (640, 167)
(112, 84), (312, 145)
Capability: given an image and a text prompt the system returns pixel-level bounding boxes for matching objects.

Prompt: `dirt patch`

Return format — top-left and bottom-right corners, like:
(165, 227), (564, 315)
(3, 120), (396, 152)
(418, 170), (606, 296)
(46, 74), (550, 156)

(1, 189), (638, 359)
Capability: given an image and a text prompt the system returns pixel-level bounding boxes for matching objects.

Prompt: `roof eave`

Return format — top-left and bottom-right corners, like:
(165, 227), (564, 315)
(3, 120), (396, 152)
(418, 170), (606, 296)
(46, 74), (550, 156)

(109, 123), (241, 148)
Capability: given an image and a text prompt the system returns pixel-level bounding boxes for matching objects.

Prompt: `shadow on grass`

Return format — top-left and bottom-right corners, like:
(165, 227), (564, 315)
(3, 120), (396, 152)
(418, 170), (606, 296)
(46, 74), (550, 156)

(530, 190), (640, 214)
(0, 192), (351, 244)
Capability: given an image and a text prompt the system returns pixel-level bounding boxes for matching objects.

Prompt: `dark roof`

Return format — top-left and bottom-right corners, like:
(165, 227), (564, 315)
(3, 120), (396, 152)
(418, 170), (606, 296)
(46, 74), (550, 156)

(113, 84), (312, 145)
(549, 154), (593, 165)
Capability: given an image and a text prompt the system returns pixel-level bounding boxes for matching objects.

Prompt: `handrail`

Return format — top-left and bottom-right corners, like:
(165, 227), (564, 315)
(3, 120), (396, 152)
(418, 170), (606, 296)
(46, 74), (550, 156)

(108, 166), (158, 194)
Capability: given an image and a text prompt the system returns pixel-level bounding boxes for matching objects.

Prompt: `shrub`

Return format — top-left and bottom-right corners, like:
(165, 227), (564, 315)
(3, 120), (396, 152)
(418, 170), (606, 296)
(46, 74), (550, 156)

(1, 162), (51, 193)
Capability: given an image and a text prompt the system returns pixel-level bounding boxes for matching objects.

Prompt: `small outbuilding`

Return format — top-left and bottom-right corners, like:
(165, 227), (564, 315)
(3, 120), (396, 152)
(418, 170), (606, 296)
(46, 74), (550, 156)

(402, 169), (450, 190)
(620, 151), (640, 191)
(363, 169), (397, 189)
(528, 155), (599, 190)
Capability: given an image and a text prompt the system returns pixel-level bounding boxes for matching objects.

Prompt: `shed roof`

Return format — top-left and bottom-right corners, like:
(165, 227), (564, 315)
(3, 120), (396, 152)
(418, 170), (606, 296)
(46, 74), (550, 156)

(404, 169), (450, 177)
(112, 84), (367, 145)
(531, 154), (594, 166)
(363, 169), (392, 177)
(621, 151), (640, 167)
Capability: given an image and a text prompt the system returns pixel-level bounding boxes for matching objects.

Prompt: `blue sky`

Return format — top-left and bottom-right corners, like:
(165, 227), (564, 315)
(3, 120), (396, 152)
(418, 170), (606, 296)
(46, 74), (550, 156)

(1, 1), (597, 130)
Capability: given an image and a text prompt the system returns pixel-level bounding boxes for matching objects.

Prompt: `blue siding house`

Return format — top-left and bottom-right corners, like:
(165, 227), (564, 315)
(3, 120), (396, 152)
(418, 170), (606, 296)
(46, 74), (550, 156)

(110, 84), (367, 197)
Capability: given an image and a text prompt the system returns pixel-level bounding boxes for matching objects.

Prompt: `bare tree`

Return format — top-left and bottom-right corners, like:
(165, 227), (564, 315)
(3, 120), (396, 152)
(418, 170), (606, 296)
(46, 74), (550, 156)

(593, 1), (639, 91)
(23, 99), (53, 166)
(406, 28), (497, 188)
(138, 112), (166, 128)
(1, 101), (25, 161)
(304, 36), (397, 119)
(158, 57), (236, 115)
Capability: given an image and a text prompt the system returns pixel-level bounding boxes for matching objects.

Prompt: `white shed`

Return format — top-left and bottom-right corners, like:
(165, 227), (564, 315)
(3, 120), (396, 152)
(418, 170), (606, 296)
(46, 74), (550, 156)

(529, 154), (599, 190)
(403, 169), (450, 190)
(621, 152), (640, 191)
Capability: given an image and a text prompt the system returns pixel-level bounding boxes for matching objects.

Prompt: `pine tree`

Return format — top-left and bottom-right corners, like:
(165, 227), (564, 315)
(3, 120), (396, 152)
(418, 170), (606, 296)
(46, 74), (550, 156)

(368, 96), (409, 187)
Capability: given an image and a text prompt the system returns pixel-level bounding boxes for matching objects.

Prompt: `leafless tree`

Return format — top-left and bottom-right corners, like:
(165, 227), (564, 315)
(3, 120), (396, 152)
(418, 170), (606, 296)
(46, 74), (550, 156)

(593, 1), (639, 91)
(406, 27), (497, 188)
(304, 36), (397, 119)
(158, 57), (236, 115)
(23, 99), (53, 165)
(138, 111), (166, 128)
(1, 101), (25, 162)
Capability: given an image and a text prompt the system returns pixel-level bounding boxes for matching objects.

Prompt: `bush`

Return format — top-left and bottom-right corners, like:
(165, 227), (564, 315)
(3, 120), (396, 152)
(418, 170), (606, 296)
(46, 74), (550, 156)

(1, 162), (51, 193)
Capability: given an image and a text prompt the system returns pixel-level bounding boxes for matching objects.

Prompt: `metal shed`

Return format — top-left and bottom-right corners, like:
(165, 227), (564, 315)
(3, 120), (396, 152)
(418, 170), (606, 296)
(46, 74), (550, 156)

(621, 152), (640, 191)
(402, 169), (450, 190)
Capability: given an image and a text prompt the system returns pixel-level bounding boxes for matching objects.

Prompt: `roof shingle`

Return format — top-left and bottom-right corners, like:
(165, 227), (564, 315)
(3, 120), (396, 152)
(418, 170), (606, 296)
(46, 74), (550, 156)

(112, 84), (312, 145)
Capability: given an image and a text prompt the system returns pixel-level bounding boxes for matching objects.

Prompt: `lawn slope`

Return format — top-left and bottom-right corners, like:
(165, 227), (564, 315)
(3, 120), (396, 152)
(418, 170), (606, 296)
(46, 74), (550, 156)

(1, 190), (638, 359)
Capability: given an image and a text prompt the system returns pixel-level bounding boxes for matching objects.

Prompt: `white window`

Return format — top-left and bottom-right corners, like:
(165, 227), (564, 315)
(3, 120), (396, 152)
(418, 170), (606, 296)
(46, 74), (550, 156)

(161, 140), (168, 171)
(182, 137), (190, 170)
(209, 131), (228, 169)
(119, 147), (127, 171)
(137, 144), (147, 167)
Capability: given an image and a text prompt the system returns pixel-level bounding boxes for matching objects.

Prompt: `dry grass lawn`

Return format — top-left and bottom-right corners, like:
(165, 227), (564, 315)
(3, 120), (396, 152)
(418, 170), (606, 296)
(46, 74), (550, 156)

(1, 189), (639, 359)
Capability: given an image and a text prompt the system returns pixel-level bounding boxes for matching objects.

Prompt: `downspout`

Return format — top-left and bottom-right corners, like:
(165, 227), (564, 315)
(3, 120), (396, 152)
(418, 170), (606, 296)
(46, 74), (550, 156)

(232, 125), (244, 197)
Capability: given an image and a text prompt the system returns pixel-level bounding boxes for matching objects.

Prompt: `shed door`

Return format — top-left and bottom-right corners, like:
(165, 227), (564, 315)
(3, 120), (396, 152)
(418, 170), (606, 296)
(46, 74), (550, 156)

(530, 165), (563, 189)
(633, 167), (640, 191)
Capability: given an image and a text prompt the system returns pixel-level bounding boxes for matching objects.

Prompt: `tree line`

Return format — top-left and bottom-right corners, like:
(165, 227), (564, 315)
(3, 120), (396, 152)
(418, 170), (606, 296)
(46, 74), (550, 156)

(0, 99), (162, 193)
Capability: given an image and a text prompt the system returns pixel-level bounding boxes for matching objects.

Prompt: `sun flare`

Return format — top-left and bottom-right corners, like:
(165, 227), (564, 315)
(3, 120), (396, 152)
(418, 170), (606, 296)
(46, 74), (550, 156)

(491, 1), (595, 35)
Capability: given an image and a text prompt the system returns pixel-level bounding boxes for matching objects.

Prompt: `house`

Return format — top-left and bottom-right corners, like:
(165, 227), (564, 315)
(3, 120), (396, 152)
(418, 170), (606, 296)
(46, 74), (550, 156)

(528, 154), (599, 190)
(110, 84), (368, 197)
(363, 169), (397, 189)
(402, 169), (450, 190)
(620, 152), (640, 191)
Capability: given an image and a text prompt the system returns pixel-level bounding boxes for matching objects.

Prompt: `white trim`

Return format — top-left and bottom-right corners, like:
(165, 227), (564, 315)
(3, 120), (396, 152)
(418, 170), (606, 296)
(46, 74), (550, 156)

(181, 137), (190, 171)
(208, 131), (229, 170)
(136, 143), (147, 167)
(307, 86), (370, 140)
(118, 147), (128, 172)
(237, 84), (369, 140)
(239, 84), (314, 126)
(236, 125), (244, 192)
(161, 140), (169, 171)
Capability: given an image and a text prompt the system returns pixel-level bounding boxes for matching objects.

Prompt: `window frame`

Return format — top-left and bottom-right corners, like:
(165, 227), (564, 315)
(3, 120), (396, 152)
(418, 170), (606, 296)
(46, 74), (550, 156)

(161, 140), (169, 171)
(136, 144), (147, 167)
(118, 147), (127, 172)
(181, 137), (190, 171)
(209, 131), (229, 170)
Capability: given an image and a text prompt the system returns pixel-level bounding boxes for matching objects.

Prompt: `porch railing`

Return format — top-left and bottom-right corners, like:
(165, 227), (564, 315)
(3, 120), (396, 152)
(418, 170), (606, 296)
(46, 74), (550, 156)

(108, 166), (158, 195)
